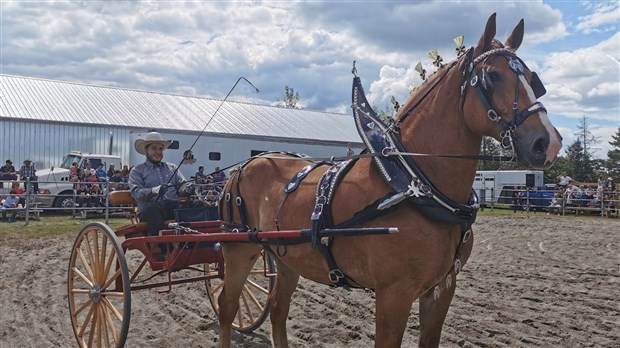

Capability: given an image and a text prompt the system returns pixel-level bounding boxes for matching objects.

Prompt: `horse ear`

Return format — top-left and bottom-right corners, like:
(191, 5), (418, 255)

(474, 13), (497, 57)
(504, 19), (524, 50)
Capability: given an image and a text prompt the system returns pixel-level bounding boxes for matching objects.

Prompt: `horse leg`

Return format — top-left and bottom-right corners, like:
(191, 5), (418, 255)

(217, 244), (262, 348)
(418, 276), (457, 348)
(374, 284), (416, 347)
(269, 258), (300, 348)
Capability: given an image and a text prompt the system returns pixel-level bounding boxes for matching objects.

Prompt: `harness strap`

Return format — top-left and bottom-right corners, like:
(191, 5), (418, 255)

(276, 162), (326, 230)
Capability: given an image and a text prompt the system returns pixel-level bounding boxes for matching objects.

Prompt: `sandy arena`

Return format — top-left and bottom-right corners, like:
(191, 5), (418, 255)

(0, 214), (618, 347)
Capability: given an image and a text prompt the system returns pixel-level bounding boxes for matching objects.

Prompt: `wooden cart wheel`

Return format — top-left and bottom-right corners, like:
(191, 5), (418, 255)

(68, 222), (131, 348)
(205, 248), (275, 332)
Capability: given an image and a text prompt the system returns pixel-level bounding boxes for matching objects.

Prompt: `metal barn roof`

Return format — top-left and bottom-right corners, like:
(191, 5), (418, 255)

(0, 74), (362, 144)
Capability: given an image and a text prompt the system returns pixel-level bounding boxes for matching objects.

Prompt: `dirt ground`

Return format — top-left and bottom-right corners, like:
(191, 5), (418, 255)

(0, 214), (618, 347)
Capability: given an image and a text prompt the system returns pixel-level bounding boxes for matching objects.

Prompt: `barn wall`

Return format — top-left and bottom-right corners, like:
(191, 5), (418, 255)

(0, 119), (131, 170)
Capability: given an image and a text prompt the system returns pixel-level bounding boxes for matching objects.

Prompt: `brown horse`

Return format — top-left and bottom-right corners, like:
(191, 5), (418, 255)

(216, 13), (562, 347)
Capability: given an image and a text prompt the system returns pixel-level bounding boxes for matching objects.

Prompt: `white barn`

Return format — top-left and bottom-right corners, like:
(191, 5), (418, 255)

(0, 74), (364, 175)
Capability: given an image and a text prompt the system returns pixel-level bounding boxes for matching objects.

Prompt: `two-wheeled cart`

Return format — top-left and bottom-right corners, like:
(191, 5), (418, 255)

(67, 191), (397, 347)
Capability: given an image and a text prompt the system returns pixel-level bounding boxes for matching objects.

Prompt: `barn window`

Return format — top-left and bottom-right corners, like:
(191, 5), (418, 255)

(209, 152), (221, 161)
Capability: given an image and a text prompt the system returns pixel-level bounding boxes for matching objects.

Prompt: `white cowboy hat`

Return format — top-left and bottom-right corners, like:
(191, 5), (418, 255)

(134, 132), (172, 155)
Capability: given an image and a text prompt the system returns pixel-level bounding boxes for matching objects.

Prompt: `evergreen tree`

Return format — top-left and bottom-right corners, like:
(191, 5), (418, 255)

(544, 155), (569, 184)
(606, 126), (620, 179)
(281, 86), (300, 108)
(565, 139), (590, 181)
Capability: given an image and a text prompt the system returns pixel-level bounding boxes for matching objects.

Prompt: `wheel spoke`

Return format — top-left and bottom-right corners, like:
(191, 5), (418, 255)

(77, 248), (95, 281)
(101, 269), (122, 290)
(102, 300), (120, 345)
(97, 304), (103, 348)
(209, 280), (225, 297)
(241, 283), (264, 311)
(102, 297), (124, 322)
(239, 287), (256, 323)
(101, 247), (117, 287)
(73, 298), (93, 317)
(72, 267), (95, 289)
(93, 230), (101, 283)
(87, 303), (98, 348)
(244, 278), (270, 295)
(99, 233), (108, 285)
(102, 291), (125, 297)
(84, 232), (97, 281)
(78, 301), (96, 337)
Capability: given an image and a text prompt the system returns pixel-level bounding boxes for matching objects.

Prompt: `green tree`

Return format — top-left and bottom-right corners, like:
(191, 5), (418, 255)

(565, 139), (591, 181)
(478, 137), (503, 170)
(606, 126), (620, 179)
(281, 86), (300, 108)
(544, 155), (569, 184)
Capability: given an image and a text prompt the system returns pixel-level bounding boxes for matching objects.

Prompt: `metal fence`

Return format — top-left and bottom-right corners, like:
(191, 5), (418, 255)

(479, 186), (619, 218)
(0, 178), (226, 225)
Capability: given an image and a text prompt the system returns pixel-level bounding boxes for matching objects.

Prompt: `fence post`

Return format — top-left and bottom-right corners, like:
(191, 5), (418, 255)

(104, 179), (110, 224)
(25, 177), (31, 226)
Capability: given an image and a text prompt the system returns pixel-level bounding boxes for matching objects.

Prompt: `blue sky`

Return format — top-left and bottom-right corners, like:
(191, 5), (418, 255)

(1, 1), (618, 158)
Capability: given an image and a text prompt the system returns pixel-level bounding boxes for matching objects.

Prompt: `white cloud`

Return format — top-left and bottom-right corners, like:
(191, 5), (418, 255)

(575, 1), (620, 34)
(541, 32), (620, 121)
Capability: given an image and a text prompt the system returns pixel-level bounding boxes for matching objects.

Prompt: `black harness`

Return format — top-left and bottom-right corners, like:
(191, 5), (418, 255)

(223, 47), (549, 291)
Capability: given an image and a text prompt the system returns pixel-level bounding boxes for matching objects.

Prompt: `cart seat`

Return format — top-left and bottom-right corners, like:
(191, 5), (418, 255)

(109, 190), (136, 206)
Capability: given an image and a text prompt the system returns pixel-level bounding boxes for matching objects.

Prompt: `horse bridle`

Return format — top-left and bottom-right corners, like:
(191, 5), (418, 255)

(462, 47), (547, 154)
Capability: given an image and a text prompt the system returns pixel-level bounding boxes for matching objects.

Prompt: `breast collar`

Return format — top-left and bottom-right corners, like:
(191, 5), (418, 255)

(351, 76), (479, 225)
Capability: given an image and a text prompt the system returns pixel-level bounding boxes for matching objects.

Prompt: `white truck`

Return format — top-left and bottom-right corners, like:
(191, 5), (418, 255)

(473, 170), (544, 205)
(35, 151), (122, 209)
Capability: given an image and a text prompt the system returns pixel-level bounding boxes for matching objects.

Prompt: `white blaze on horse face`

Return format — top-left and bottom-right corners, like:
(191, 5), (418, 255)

(519, 75), (562, 164)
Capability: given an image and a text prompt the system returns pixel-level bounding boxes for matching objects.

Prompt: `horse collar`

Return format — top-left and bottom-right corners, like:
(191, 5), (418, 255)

(351, 76), (479, 226)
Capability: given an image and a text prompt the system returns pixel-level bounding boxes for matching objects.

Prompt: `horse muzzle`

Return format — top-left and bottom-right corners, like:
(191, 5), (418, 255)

(514, 126), (562, 169)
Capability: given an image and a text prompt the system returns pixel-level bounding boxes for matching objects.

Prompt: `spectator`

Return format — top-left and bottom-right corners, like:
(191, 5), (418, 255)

(556, 171), (572, 190)
(109, 170), (126, 191)
(0, 160), (17, 189)
(10, 181), (26, 206)
(69, 162), (80, 183)
(195, 165), (208, 184)
(512, 186), (521, 213)
(606, 177), (616, 192)
(81, 162), (95, 179)
(95, 163), (107, 182)
(121, 165), (130, 182)
(203, 190), (219, 207)
(19, 159), (38, 194)
(106, 164), (116, 179)
(597, 176), (606, 189)
(128, 132), (200, 239)
(212, 166), (226, 192)
(547, 192), (562, 215)
(212, 166), (226, 183)
(1, 190), (20, 223)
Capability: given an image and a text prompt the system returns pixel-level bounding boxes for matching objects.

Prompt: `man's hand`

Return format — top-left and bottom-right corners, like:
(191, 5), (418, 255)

(151, 185), (162, 195)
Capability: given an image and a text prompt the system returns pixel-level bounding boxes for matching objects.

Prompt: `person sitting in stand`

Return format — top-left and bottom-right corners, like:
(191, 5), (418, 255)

(81, 162), (95, 180)
(10, 181), (26, 206)
(128, 132), (200, 239)
(556, 171), (572, 191)
(121, 165), (130, 182)
(1, 190), (20, 223)
(106, 164), (116, 180)
(0, 160), (17, 189)
(19, 159), (38, 194)
(95, 163), (107, 182)
(109, 170), (125, 191)
(69, 162), (80, 182)
(195, 165), (208, 184)
(212, 166), (227, 192)
(547, 192), (562, 215)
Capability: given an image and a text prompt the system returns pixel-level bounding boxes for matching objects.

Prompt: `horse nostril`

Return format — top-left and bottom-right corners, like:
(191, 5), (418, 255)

(531, 136), (548, 157)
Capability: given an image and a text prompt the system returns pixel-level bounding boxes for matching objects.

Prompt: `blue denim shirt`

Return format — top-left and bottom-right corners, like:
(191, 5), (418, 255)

(128, 159), (186, 212)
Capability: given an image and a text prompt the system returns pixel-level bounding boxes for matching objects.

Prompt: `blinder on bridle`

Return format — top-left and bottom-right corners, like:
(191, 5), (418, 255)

(462, 47), (548, 154)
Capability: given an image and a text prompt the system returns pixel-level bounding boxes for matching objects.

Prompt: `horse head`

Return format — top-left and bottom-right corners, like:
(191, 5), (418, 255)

(462, 13), (562, 169)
